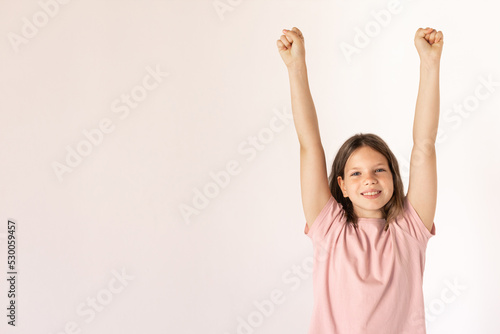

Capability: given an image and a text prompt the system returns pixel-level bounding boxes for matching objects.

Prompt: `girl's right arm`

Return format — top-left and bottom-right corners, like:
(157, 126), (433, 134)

(277, 27), (333, 229)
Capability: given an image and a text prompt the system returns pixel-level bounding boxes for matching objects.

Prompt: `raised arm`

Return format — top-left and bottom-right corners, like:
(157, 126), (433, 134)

(407, 27), (444, 233)
(277, 27), (332, 229)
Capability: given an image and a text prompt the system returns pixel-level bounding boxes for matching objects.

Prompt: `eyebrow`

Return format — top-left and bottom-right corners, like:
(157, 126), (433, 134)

(348, 163), (387, 172)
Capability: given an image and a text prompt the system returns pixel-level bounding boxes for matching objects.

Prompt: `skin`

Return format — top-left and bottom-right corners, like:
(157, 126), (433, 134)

(414, 27), (443, 69)
(337, 146), (394, 219)
(277, 26), (441, 228)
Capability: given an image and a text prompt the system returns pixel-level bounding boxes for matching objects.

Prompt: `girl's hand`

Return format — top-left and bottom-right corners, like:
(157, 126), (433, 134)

(277, 27), (306, 70)
(414, 27), (444, 67)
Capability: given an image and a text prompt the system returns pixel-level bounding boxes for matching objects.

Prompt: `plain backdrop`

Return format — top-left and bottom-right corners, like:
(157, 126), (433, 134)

(1, 0), (499, 333)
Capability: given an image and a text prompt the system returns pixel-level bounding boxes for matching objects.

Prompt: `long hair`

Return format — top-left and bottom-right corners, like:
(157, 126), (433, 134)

(328, 133), (405, 231)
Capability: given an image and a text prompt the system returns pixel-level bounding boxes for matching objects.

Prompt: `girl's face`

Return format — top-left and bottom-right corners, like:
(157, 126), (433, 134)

(337, 146), (394, 219)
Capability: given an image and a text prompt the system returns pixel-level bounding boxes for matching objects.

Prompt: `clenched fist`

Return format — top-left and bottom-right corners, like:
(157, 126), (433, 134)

(414, 27), (444, 67)
(276, 27), (306, 70)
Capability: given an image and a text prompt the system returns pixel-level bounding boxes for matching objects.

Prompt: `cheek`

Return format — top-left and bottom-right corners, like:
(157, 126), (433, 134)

(344, 182), (354, 192)
(385, 176), (394, 190)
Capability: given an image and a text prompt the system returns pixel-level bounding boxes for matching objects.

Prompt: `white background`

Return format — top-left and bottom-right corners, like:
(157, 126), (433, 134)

(1, 0), (499, 333)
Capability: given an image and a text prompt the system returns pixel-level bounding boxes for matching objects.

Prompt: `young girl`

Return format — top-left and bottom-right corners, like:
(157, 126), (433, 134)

(276, 27), (443, 333)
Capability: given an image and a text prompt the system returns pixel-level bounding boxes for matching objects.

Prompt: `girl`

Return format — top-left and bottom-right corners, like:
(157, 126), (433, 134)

(276, 27), (443, 333)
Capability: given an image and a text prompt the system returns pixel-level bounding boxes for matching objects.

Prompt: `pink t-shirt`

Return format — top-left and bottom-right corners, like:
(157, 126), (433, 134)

(304, 194), (436, 334)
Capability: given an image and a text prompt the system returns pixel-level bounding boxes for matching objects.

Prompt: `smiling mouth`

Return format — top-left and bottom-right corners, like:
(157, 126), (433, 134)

(361, 191), (382, 198)
(361, 191), (381, 195)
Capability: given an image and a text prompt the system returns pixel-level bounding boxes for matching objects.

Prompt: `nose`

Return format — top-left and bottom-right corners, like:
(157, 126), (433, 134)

(364, 174), (378, 185)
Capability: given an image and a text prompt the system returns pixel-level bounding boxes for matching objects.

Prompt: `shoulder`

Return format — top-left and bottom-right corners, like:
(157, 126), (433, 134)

(304, 195), (345, 239)
(393, 196), (436, 243)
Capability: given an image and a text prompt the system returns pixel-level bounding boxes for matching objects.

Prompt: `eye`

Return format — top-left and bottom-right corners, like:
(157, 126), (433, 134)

(350, 169), (385, 176)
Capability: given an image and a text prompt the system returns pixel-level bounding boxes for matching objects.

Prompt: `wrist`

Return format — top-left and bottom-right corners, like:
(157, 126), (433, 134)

(420, 60), (440, 72)
(287, 61), (307, 73)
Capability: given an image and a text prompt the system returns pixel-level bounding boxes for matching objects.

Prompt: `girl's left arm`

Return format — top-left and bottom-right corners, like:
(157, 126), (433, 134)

(407, 27), (444, 234)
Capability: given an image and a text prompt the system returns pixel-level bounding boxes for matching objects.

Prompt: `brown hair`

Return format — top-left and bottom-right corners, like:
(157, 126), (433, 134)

(328, 133), (405, 231)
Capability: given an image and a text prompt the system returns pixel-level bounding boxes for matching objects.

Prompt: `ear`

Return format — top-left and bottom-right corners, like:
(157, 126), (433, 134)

(337, 176), (347, 197)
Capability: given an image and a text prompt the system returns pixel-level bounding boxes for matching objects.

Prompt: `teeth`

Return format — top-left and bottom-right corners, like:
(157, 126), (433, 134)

(363, 191), (380, 196)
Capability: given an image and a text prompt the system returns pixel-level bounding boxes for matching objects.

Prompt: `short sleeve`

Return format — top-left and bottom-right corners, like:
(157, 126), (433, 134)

(401, 196), (436, 244)
(304, 195), (344, 240)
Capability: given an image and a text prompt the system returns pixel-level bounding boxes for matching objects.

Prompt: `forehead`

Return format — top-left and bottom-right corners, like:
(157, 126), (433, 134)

(346, 146), (388, 168)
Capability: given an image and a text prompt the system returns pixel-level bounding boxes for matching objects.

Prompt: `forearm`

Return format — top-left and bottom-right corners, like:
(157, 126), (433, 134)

(413, 62), (440, 145)
(287, 64), (322, 149)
